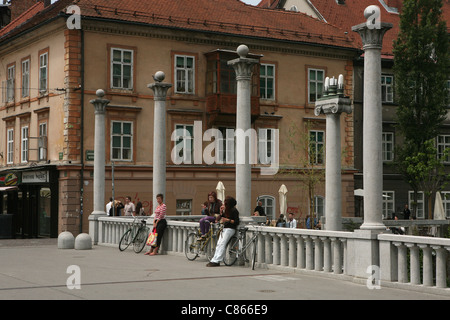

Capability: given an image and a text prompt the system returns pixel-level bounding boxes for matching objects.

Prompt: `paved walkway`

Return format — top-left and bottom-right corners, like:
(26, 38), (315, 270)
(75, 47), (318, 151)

(0, 239), (448, 304)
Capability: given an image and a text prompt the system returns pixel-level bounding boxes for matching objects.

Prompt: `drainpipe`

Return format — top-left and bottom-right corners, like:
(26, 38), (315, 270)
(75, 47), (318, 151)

(79, 28), (85, 234)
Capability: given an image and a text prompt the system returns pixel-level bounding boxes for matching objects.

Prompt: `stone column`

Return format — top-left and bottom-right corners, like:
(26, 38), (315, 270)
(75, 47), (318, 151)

(228, 45), (258, 216)
(148, 71), (172, 213)
(315, 75), (352, 231)
(352, 17), (392, 231)
(88, 89), (109, 244)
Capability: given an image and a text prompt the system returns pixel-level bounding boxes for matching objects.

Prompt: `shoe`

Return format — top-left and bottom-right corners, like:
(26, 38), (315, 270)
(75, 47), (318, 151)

(206, 262), (220, 267)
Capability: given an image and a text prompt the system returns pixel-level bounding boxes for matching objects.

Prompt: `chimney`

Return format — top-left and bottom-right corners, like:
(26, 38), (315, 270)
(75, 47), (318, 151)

(9, 0), (44, 21)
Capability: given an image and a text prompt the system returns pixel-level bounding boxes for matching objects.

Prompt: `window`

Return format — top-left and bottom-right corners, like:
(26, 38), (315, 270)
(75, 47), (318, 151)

(308, 68), (324, 103)
(258, 195), (275, 220)
(314, 195), (325, 220)
(173, 124), (194, 164)
(176, 199), (192, 215)
(382, 191), (395, 219)
(260, 64), (275, 100)
(258, 128), (275, 165)
(409, 191), (424, 219)
(39, 122), (47, 161)
(111, 121), (133, 161)
(382, 132), (394, 162)
(111, 48), (133, 89)
(217, 126), (235, 164)
(7, 128), (14, 164)
(21, 59), (30, 98)
(175, 55), (195, 94)
(21, 126), (28, 163)
(381, 75), (394, 103)
(437, 135), (450, 163)
(6, 65), (15, 102)
(309, 130), (325, 165)
(441, 192), (450, 218)
(39, 52), (48, 94)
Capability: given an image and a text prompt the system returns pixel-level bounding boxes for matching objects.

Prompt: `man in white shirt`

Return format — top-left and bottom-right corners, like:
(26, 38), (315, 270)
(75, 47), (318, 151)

(286, 213), (297, 228)
(106, 197), (113, 216)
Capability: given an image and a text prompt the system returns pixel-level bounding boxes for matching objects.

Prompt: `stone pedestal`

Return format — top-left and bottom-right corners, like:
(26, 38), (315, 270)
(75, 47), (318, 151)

(352, 20), (392, 231)
(148, 71), (172, 213)
(228, 45), (258, 216)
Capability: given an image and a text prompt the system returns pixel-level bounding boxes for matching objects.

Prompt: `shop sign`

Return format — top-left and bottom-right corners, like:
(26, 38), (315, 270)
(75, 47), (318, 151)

(22, 171), (48, 183)
(0, 173), (19, 186)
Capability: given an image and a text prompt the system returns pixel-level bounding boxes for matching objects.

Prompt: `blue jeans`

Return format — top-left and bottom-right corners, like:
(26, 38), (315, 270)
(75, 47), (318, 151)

(211, 228), (235, 264)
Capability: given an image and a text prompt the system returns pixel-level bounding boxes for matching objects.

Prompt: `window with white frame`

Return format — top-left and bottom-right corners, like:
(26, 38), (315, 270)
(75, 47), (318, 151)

(381, 75), (394, 103)
(308, 68), (324, 103)
(260, 64), (275, 100)
(437, 135), (450, 163)
(175, 55), (194, 94)
(258, 128), (275, 165)
(111, 121), (133, 161)
(39, 122), (47, 161)
(173, 124), (194, 163)
(176, 199), (192, 216)
(111, 48), (133, 90)
(258, 195), (275, 220)
(382, 132), (394, 162)
(409, 191), (424, 219)
(7, 128), (14, 164)
(7, 65), (15, 102)
(440, 191), (450, 218)
(21, 126), (29, 163)
(39, 52), (48, 93)
(382, 191), (395, 219)
(314, 195), (325, 220)
(309, 130), (325, 165)
(217, 126), (235, 164)
(22, 59), (30, 98)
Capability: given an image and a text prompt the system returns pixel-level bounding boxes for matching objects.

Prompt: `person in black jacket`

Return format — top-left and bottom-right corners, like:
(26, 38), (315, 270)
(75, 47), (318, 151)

(206, 196), (239, 267)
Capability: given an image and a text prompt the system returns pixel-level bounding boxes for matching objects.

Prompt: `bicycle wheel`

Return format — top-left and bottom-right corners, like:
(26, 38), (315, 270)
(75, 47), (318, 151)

(133, 227), (149, 253)
(185, 233), (199, 261)
(205, 235), (217, 262)
(119, 229), (132, 251)
(223, 236), (238, 266)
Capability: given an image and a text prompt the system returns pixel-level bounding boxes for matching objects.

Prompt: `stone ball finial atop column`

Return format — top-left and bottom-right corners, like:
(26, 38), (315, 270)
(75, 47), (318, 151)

(153, 71), (166, 83)
(96, 89), (105, 98)
(236, 44), (249, 58)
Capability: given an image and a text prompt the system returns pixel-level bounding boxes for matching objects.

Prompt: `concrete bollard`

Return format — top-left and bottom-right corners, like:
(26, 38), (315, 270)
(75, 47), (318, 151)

(58, 231), (75, 249)
(75, 233), (93, 250)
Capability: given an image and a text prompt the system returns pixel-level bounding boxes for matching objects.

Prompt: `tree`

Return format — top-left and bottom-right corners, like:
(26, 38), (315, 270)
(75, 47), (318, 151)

(393, 0), (450, 218)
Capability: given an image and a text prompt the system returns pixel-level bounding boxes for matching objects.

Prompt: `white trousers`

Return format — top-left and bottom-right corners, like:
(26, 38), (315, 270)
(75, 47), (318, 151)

(211, 227), (235, 264)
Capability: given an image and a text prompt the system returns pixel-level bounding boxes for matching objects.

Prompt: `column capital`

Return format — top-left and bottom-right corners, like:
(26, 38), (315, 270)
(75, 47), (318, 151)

(148, 71), (172, 101)
(351, 22), (393, 50)
(314, 97), (352, 116)
(90, 89), (110, 114)
(227, 45), (259, 81)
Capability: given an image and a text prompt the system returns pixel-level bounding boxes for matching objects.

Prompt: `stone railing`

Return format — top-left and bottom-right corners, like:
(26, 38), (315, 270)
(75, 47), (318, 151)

(93, 216), (450, 295)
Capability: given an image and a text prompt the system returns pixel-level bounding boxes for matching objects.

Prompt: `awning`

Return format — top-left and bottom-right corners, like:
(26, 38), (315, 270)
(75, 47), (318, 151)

(0, 186), (18, 192)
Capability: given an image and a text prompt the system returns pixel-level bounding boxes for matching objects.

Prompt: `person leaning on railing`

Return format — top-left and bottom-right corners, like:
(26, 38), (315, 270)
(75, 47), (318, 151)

(145, 193), (167, 256)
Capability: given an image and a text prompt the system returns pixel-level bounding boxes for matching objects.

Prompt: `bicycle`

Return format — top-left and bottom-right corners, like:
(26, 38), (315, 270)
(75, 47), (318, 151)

(185, 221), (223, 261)
(223, 225), (261, 270)
(119, 216), (150, 253)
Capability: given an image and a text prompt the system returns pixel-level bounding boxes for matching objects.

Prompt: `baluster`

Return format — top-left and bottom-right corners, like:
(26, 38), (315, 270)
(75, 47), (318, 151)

(419, 245), (433, 286)
(295, 235), (305, 269)
(264, 232), (273, 265)
(177, 227), (184, 253)
(257, 232), (265, 264)
(288, 235), (296, 268)
(433, 245), (448, 288)
(272, 233), (280, 265)
(280, 234), (288, 266)
(331, 238), (342, 274)
(304, 236), (314, 270)
(322, 237), (331, 273)
(407, 243), (420, 285)
(312, 236), (323, 271)
(394, 242), (408, 283)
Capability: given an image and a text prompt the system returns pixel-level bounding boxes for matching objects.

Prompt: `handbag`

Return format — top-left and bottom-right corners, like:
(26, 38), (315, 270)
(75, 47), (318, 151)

(146, 229), (158, 246)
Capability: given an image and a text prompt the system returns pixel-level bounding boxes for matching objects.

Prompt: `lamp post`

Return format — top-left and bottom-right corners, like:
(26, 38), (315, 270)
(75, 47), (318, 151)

(315, 75), (352, 231)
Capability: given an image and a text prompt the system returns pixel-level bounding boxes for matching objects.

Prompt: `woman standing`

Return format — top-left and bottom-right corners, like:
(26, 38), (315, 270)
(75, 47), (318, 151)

(199, 191), (222, 238)
(145, 194), (167, 256)
(206, 196), (239, 267)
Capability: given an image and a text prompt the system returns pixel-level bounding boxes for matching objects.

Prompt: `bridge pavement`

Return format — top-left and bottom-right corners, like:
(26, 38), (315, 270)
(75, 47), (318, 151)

(0, 239), (448, 309)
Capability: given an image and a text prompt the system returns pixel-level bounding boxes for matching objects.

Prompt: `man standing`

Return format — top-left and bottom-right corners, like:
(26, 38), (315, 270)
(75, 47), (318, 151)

(286, 212), (297, 228)
(124, 196), (136, 216)
(403, 204), (411, 220)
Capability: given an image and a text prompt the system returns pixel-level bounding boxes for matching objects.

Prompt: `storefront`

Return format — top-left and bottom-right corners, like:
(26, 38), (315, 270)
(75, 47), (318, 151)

(0, 166), (58, 238)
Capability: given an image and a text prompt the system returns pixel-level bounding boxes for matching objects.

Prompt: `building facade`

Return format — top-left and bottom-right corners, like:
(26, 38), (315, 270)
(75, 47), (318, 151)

(0, 0), (359, 237)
